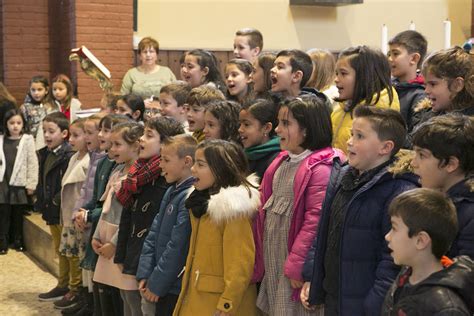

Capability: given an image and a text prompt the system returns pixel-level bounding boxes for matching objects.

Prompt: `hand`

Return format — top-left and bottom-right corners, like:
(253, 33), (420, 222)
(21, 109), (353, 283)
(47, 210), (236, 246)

(99, 243), (116, 259)
(289, 278), (304, 289)
(300, 282), (315, 310)
(26, 189), (35, 196)
(74, 209), (87, 231)
(138, 279), (147, 292)
(91, 239), (103, 254)
(144, 288), (159, 303)
(213, 311), (231, 316)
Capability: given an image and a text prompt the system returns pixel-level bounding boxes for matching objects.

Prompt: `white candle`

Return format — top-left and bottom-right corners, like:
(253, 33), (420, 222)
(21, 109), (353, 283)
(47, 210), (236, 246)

(381, 24), (388, 55)
(444, 20), (451, 49)
(409, 21), (416, 31)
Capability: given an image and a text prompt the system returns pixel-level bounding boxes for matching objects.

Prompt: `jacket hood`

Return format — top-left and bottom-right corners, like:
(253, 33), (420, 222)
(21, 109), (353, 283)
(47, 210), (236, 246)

(300, 87), (333, 112)
(207, 174), (260, 224)
(393, 79), (425, 91)
(387, 149), (416, 176)
(422, 256), (474, 311)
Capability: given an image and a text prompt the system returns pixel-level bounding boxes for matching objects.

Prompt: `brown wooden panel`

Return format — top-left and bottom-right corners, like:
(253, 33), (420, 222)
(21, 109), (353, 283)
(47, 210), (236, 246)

(167, 50), (185, 80)
(213, 51), (230, 78)
(157, 50), (169, 68)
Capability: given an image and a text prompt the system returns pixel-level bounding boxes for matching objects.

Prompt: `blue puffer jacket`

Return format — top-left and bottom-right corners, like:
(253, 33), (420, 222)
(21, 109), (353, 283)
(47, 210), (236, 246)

(446, 177), (474, 260)
(302, 157), (419, 316)
(136, 177), (194, 296)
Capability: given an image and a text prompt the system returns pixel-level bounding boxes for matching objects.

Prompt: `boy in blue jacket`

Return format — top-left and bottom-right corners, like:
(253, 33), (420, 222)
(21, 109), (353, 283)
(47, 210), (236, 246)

(411, 114), (474, 259)
(137, 134), (197, 316)
(301, 106), (418, 315)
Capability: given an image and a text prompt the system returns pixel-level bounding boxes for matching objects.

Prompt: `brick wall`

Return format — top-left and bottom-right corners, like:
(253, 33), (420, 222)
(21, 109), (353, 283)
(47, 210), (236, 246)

(1, 0), (51, 103)
(0, 0), (133, 108)
(74, 0), (134, 108)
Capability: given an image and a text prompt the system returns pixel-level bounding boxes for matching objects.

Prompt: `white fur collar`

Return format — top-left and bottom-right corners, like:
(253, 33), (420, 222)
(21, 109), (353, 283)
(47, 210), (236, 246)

(207, 174), (260, 224)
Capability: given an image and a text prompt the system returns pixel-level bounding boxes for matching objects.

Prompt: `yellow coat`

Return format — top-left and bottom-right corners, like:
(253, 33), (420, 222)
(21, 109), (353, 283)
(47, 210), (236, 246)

(331, 87), (400, 154)
(173, 176), (260, 316)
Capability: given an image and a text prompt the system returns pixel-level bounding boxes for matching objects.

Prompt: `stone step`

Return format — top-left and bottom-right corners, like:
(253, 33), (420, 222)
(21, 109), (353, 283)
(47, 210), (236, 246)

(23, 213), (59, 277)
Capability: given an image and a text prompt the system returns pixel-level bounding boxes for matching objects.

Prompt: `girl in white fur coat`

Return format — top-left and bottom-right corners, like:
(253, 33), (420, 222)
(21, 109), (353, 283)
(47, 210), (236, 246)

(0, 109), (38, 254)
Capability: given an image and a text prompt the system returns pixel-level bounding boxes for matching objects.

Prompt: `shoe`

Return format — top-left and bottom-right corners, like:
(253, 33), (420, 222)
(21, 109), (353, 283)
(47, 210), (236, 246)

(13, 241), (25, 252)
(60, 298), (85, 315)
(38, 286), (69, 302)
(54, 291), (80, 310)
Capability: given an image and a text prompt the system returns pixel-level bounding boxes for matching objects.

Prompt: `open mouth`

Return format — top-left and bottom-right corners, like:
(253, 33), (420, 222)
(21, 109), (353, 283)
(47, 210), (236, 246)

(271, 76), (278, 85)
(188, 119), (195, 126)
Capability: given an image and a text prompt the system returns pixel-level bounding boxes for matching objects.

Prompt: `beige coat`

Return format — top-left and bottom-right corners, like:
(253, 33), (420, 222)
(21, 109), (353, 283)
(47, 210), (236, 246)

(174, 176), (260, 316)
(60, 151), (89, 226)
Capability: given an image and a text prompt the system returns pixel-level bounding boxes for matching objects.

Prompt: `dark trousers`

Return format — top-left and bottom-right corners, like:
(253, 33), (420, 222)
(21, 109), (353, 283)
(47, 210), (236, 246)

(93, 281), (102, 316)
(97, 282), (124, 316)
(155, 294), (179, 316)
(0, 204), (25, 248)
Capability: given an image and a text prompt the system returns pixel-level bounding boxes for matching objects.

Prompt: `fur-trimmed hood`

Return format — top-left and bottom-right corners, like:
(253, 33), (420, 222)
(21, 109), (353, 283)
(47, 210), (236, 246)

(207, 174), (260, 224)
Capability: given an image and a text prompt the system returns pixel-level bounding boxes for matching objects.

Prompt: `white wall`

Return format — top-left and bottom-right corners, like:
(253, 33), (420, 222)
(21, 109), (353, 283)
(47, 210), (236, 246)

(137, 0), (471, 52)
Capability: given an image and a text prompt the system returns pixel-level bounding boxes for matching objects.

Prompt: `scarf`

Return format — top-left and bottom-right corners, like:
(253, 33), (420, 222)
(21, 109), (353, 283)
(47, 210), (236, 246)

(185, 188), (210, 218)
(116, 155), (162, 208)
(244, 137), (281, 161)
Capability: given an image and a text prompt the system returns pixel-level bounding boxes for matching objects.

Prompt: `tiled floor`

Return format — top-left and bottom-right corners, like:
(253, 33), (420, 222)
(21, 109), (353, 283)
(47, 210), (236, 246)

(0, 250), (61, 315)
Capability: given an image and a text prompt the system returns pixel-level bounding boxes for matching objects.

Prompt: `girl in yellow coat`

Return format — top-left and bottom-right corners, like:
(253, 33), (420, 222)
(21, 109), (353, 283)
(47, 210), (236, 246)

(173, 140), (260, 316)
(332, 46), (400, 154)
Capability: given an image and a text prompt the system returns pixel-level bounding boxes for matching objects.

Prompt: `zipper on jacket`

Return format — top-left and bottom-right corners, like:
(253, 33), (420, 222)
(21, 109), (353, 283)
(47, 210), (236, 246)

(194, 270), (200, 286)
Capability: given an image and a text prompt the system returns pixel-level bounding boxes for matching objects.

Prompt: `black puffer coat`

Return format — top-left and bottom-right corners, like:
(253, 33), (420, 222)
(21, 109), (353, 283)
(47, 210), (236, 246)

(381, 256), (474, 315)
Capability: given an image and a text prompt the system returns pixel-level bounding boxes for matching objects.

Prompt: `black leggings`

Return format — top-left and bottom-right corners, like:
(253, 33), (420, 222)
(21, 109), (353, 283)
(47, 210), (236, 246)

(0, 204), (25, 247)
(96, 282), (124, 316)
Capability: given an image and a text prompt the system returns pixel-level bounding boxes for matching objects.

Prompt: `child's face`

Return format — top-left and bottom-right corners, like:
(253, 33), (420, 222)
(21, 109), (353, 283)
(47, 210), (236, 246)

(52, 82), (68, 103)
(139, 127), (161, 159)
(233, 35), (259, 61)
(388, 44), (417, 81)
(69, 124), (87, 153)
(43, 121), (68, 150)
(30, 82), (48, 102)
(385, 215), (418, 266)
(7, 115), (24, 138)
(270, 56), (294, 93)
(347, 117), (390, 173)
(185, 103), (206, 132)
(411, 146), (449, 191)
(335, 57), (356, 101)
(239, 109), (269, 148)
(424, 72), (452, 112)
(191, 148), (215, 191)
(98, 125), (112, 152)
(144, 100), (162, 121)
(160, 92), (183, 120)
(116, 100), (133, 117)
(252, 59), (266, 93)
(139, 46), (158, 67)
(225, 64), (251, 100)
(109, 131), (139, 164)
(275, 106), (305, 155)
(84, 120), (100, 152)
(160, 144), (190, 184)
(182, 55), (208, 88)
(203, 111), (222, 140)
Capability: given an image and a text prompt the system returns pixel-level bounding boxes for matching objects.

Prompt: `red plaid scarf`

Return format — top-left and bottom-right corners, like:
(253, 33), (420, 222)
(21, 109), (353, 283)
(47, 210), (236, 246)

(116, 155), (162, 208)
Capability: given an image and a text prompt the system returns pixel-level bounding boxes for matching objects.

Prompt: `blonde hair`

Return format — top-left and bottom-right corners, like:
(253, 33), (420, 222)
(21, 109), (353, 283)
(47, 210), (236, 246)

(306, 49), (336, 91)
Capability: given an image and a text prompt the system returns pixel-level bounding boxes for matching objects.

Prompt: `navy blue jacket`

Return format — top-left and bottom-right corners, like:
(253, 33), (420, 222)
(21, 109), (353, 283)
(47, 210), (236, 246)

(35, 143), (74, 225)
(302, 159), (419, 316)
(392, 78), (425, 132)
(446, 178), (474, 260)
(136, 177), (194, 296)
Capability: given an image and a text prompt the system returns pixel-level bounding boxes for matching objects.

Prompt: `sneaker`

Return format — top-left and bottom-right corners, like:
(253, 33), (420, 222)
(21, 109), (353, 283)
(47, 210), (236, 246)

(60, 297), (85, 315)
(54, 291), (80, 310)
(38, 286), (69, 302)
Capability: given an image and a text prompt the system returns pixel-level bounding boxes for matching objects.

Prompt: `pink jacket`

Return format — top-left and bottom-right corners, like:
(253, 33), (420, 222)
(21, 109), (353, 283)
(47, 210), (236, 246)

(253, 147), (344, 286)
